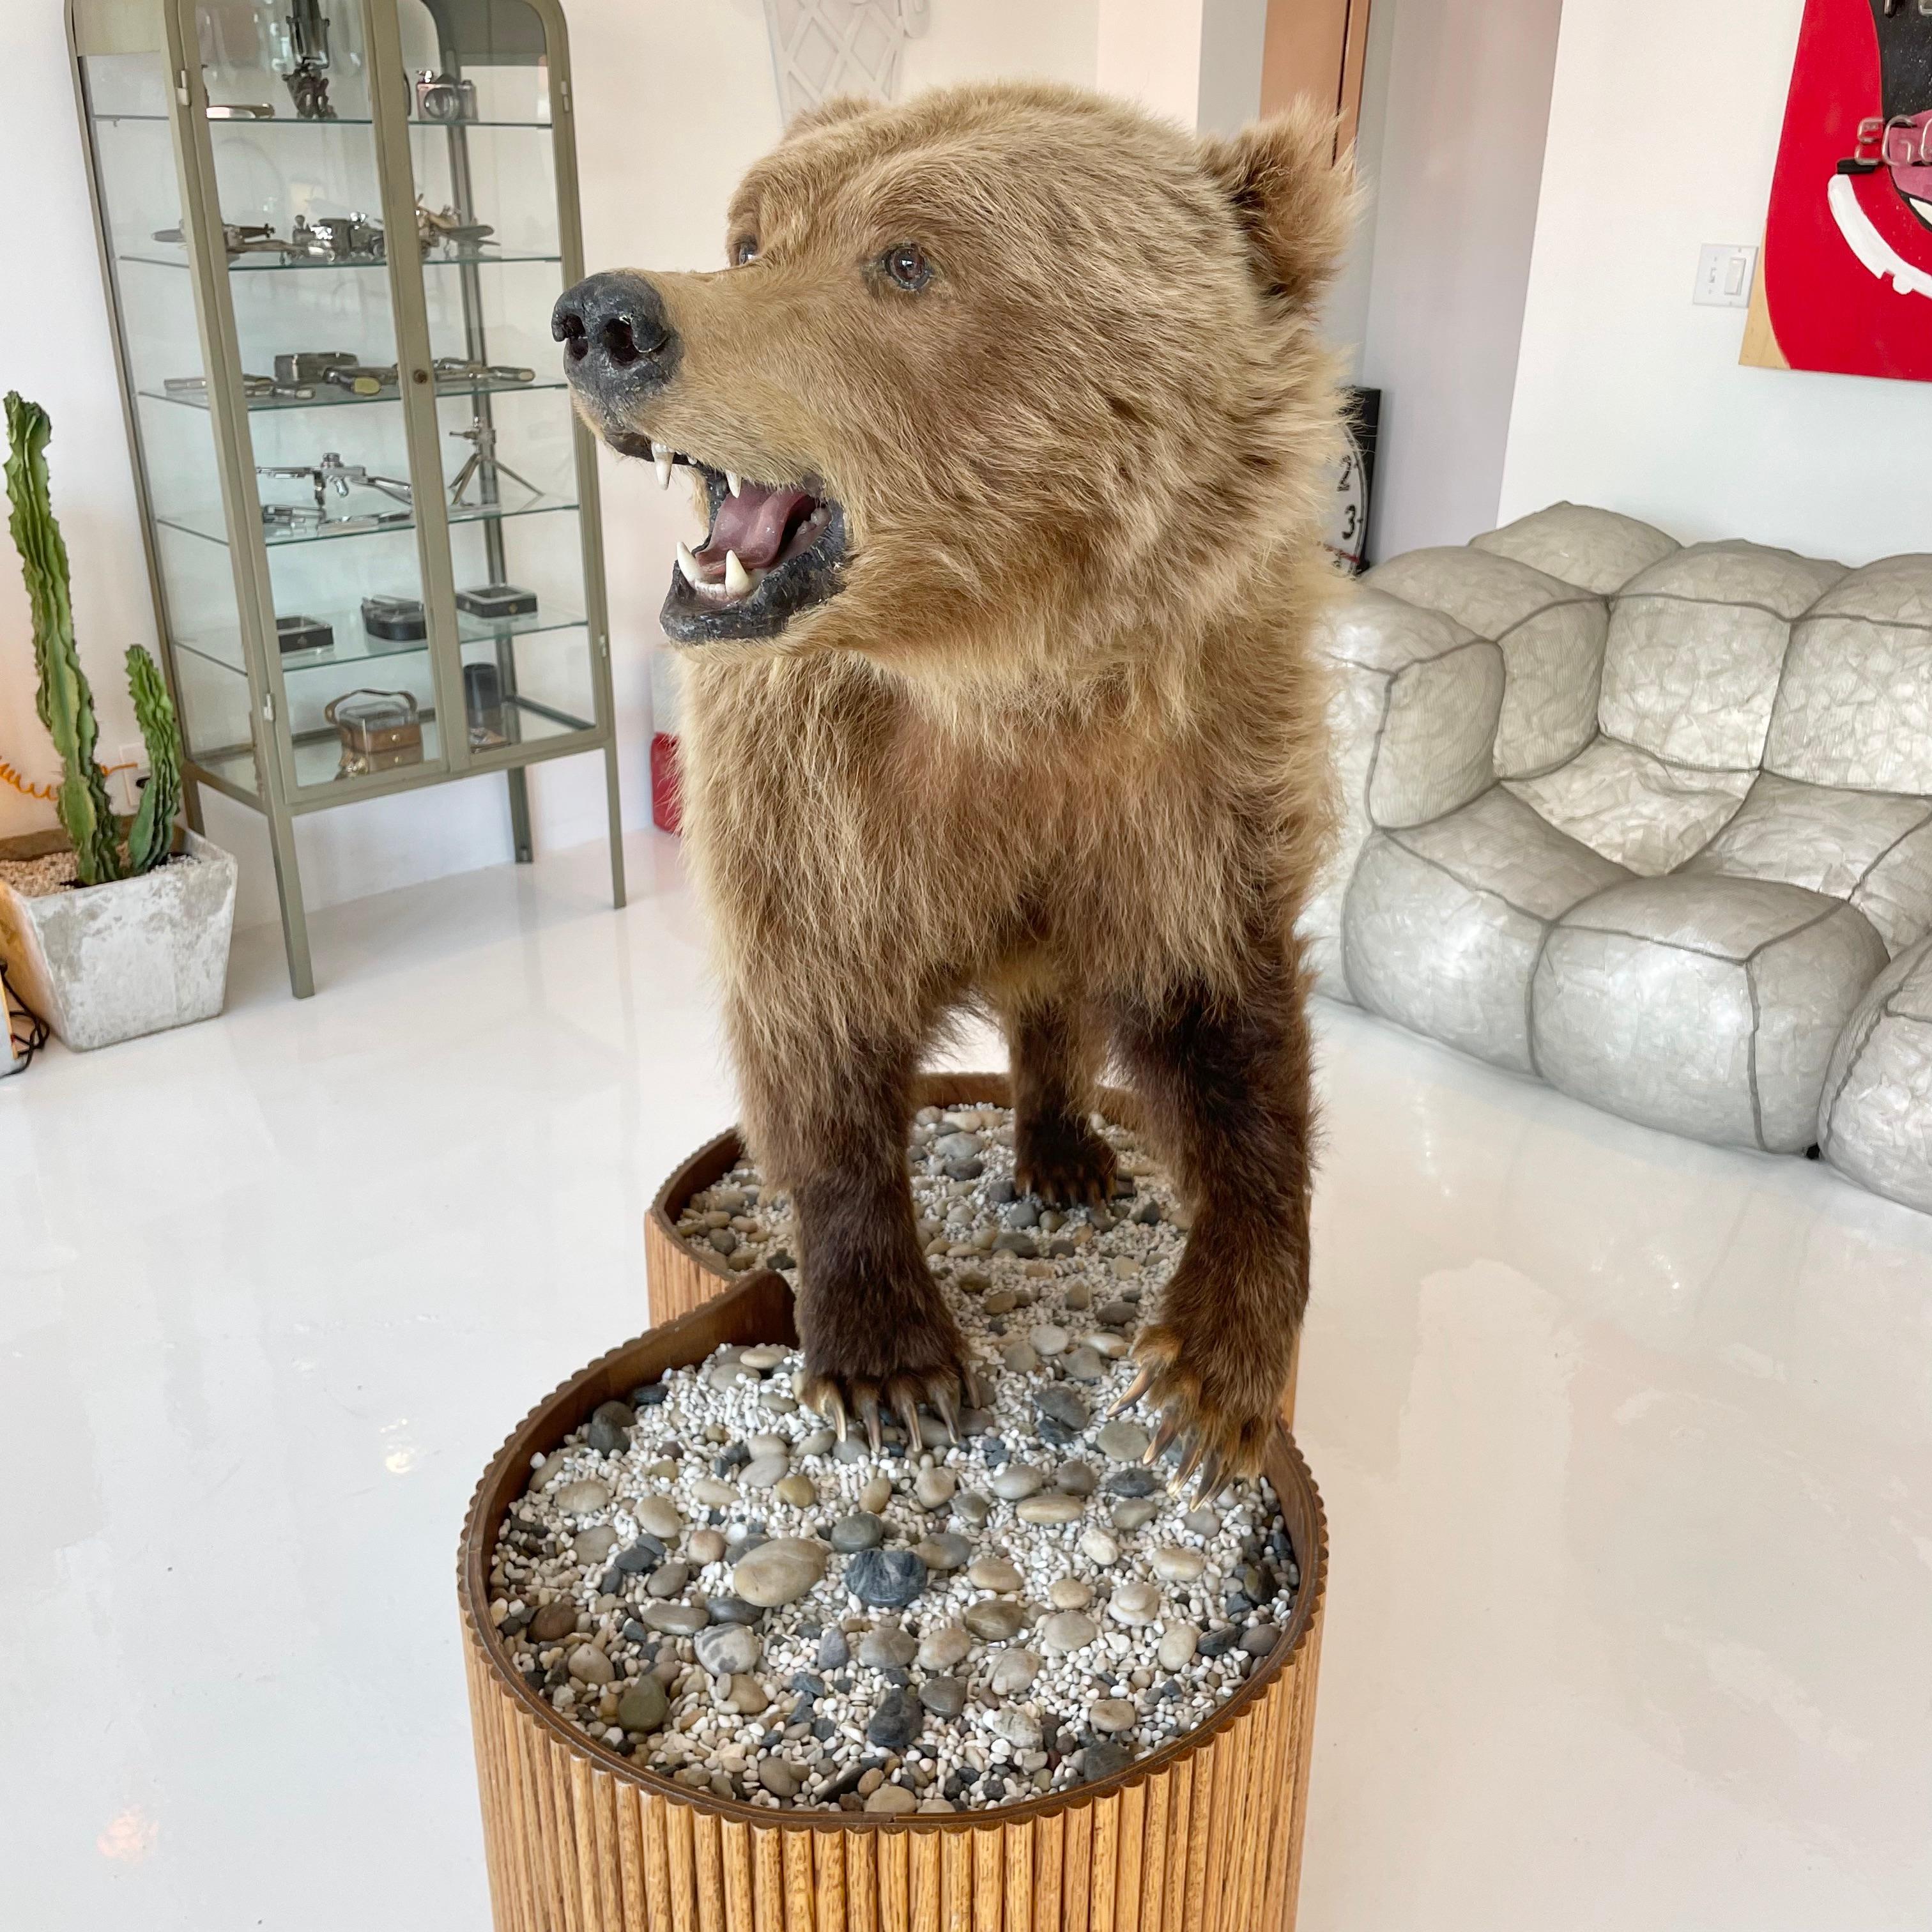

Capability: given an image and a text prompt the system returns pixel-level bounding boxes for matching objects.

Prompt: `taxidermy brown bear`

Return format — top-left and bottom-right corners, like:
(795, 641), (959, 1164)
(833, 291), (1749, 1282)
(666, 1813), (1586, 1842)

(557, 82), (1353, 1498)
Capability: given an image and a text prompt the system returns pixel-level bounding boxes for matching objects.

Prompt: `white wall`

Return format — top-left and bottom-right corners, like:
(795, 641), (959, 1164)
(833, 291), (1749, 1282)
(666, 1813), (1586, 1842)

(1499, 0), (1932, 565)
(0, 1), (1098, 934)
(1347, 0), (1565, 562)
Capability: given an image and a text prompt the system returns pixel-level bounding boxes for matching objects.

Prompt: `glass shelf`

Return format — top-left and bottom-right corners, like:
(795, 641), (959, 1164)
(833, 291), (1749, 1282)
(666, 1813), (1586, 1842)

(174, 602), (586, 678)
(157, 491), (578, 548)
(203, 716), (447, 794)
(140, 376), (565, 413)
(94, 113), (554, 130)
(120, 247), (560, 273)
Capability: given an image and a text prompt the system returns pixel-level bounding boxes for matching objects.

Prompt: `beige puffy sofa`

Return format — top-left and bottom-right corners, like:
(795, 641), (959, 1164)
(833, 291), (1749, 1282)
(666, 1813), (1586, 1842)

(1306, 502), (1932, 1215)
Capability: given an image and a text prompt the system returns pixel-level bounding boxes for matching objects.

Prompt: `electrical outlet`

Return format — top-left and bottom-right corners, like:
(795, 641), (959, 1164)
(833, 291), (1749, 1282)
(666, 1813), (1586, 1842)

(115, 743), (150, 815)
(1694, 243), (1758, 308)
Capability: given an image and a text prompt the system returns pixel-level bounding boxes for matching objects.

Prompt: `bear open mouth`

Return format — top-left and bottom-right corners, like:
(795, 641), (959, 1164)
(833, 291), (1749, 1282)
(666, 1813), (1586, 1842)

(634, 440), (847, 644)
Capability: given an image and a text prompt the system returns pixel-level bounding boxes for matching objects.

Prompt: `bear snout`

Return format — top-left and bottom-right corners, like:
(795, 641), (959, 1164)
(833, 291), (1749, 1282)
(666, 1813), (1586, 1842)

(553, 270), (680, 401)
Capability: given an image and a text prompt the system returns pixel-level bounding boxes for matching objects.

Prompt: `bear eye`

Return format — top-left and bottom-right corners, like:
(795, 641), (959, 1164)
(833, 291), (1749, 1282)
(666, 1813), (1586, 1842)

(881, 243), (933, 291)
(730, 234), (759, 268)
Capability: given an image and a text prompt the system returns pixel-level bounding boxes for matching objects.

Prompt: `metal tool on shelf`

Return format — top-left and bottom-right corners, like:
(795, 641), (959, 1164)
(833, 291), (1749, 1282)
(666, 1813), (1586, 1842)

(152, 220), (285, 259)
(273, 0), (336, 120)
(447, 419), (541, 509)
(415, 197), (495, 256)
(166, 372), (317, 402)
(256, 452), (413, 532)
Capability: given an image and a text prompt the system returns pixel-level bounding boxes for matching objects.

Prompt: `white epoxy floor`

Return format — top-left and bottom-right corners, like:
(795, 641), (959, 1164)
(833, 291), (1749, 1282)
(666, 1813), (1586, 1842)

(3, 831), (1929, 1930)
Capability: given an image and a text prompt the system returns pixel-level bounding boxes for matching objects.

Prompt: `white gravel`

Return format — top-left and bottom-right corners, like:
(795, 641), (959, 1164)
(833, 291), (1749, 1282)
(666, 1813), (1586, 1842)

(486, 1103), (1300, 1814)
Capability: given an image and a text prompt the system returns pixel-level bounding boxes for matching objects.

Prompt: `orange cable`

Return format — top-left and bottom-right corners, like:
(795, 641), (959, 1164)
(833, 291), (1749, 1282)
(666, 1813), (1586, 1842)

(1, 754), (137, 801)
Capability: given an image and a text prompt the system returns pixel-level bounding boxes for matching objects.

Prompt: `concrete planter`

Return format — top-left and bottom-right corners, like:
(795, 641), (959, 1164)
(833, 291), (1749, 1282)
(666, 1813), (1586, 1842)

(0, 829), (238, 1050)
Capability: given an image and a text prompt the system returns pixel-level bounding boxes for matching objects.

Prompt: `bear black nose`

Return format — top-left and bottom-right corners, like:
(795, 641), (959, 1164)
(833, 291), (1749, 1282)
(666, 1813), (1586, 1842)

(552, 271), (677, 394)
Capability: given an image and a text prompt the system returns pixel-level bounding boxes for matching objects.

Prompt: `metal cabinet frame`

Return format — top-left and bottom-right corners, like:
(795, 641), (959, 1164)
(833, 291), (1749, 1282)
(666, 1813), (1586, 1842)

(67, 0), (624, 997)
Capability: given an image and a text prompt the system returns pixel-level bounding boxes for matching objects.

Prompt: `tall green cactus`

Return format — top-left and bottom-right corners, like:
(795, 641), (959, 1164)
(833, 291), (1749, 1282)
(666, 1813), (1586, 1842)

(5, 392), (121, 885)
(124, 645), (181, 875)
(4, 393), (187, 883)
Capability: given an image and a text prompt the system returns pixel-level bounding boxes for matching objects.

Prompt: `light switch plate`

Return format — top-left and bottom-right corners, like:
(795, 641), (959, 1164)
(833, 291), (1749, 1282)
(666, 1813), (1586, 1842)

(1694, 243), (1758, 308)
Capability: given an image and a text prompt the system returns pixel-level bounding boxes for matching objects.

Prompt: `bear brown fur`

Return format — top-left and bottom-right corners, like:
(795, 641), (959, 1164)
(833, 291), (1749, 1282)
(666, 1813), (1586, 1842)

(558, 82), (1353, 1492)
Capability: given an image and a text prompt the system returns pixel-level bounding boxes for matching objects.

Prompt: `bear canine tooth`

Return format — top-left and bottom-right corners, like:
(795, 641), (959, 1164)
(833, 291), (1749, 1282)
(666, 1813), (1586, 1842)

(724, 549), (754, 597)
(652, 442), (673, 489)
(677, 540), (703, 587)
(726, 471), (742, 497)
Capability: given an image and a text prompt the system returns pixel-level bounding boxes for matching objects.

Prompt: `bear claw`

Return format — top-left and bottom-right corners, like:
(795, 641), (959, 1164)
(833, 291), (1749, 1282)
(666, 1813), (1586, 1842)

(1112, 1319), (1279, 1505)
(801, 1362), (981, 1453)
(1013, 1114), (1117, 1209)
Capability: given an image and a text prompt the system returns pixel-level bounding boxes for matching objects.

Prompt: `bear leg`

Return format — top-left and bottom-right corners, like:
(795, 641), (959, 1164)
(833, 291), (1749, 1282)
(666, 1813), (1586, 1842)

(1004, 997), (1117, 1208)
(1108, 958), (1314, 1498)
(743, 1029), (978, 1448)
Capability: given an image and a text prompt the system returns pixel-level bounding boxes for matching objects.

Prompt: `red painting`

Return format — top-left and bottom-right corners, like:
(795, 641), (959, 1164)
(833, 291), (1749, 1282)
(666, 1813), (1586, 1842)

(1756, 0), (1932, 382)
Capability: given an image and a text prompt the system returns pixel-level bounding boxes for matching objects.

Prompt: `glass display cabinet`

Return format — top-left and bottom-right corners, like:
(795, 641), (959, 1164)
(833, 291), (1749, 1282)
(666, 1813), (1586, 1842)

(67, 0), (623, 997)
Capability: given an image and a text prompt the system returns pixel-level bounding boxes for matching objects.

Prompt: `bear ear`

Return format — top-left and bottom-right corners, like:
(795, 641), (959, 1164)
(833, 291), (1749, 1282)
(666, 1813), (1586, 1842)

(783, 93), (877, 141)
(1199, 104), (1356, 309)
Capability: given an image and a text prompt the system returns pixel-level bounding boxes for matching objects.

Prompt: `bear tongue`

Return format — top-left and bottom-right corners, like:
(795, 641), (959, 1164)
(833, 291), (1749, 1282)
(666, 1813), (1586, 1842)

(698, 481), (813, 571)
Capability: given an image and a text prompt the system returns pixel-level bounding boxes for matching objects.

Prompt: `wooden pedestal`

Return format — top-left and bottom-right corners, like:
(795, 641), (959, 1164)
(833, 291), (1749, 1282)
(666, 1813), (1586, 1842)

(459, 1271), (1328, 1931)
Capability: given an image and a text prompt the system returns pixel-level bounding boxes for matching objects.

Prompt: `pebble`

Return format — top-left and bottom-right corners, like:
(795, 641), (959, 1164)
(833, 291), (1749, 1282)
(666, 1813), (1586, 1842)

(1111, 1499), (1161, 1531)
(1152, 1545), (1206, 1584)
(816, 1628), (849, 1669)
(858, 1476), (893, 1515)
(865, 1782), (919, 1815)
(1062, 1347), (1105, 1383)
(988, 1708), (1043, 1751)
(989, 1650), (1040, 1695)
(1183, 1506), (1221, 1538)
(1048, 1577), (1092, 1611)
(616, 1680), (669, 1733)
(847, 1548), (928, 1608)
(687, 1529), (726, 1565)
(952, 1492), (992, 1528)
(1078, 1528), (1120, 1566)
(917, 1625), (970, 1671)
(530, 1602), (579, 1642)
(1097, 1421), (1150, 1461)
(967, 1556), (1023, 1593)
(990, 1464), (1045, 1501)
(867, 1690), (920, 1751)
(914, 1533), (972, 1573)
(1000, 1340), (1040, 1374)
(758, 1758), (802, 1798)
(962, 1599), (1025, 1642)
(629, 1491), (684, 1538)
(1107, 1467), (1159, 1497)
(1034, 1386), (1088, 1432)
(1157, 1624), (1200, 1670)
(1038, 1611), (1100, 1653)
(640, 1602), (708, 1636)
(1110, 1582), (1162, 1626)
(691, 1477), (738, 1508)
(919, 1676), (967, 1719)
(739, 1346), (787, 1370)
(1089, 1699), (1138, 1735)
(1016, 1493), (1084, 1526)
(914, 1468), (958, 1510)
(567, 1644), (615, 1685)
(647, 1561), (692, 1598)
(741, 1452), (790, 1489)
(555, 1479), (611, 1515)
(859, 1623), (917, 1668)
(829, 1514), (885, 1552)
(775, 1474), (816, 1508)
(1031, 1324), (1070, 1357)
(1054, 1460), (1098, 1496)
(732, 1537), (826, 1607)
(694, 1625), (760, 1676)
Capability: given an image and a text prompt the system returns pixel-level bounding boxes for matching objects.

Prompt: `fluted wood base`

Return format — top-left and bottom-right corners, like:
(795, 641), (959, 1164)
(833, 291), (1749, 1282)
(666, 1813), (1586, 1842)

(459, 1271), (1328, 1932)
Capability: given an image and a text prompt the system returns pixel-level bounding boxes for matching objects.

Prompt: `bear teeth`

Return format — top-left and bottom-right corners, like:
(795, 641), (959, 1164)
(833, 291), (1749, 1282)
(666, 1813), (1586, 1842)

(652, 441), (673, 489)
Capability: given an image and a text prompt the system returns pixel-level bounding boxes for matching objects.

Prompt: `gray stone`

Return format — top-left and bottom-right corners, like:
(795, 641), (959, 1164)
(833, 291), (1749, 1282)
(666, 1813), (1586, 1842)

(815, 1627), (849, 1669)
(1035, 1386), (1088, 1431)
(616, 1679), (670, 1733)
(847, 1547), (928, 1608)
(1003, 1200), (1039, 1229)
(1097, 1300), (1138, 1329)
(990, 1464), (1045, 1501)
(613, 1537), (665, 1574)
(858, 1623), (918, 1669)
(914, 1467), (957, 1510)
(988, 1650), (1040, 1696)
(1097, 1421), (1150, 1462)
(917, 1625), (970, 1671)
(694, 1624), (760, 1676)
(1089, 1698), (1138, 1735)
(866, 1689), (920, 1751)
(988, 1707), (1042, 1751)
(797, 1429), (836, 1459)
(647, 1561), (692, 1598)
(733, 1537), (827, 1607)
(914, 1533), (972, 1572)
(1082, 1740), (1132, 1781)
(966, 1556), (1022, 1593)
(640, 1602), (709, 1636)
(1106, 1468), (1158, 1498)
(632, 1496), (684, 1538)
(1016, 1492), (1084, 1526)
(963, 1598), (1024, 1642)
(918, 1676), (967, 1719)
(931, 1131), (983, 1163)
(1054, 1460), (1098, 1496)
(706, 1595), (763, 1625)
(1062, 1347), (1105, 1383)
(555, 1479), (612, 1515)
(1000, 1340), (1040, 1375)
(1241, 1622), (1280, 1655)
(1038, 1610), (1100, 1653)
(567, 1644), (615, 1685)
(758, 1758), (802, 1800)
(741, 1452), (790, 1489)
(992, 1233), (1039, 1258)
(951, 1491), (993, 1528)
(865, 1782), (919, 1815)
(1108, 1581), (1162, 1626)
(829, 1513), (885, 1552)
(572, 1526), (618, 1565)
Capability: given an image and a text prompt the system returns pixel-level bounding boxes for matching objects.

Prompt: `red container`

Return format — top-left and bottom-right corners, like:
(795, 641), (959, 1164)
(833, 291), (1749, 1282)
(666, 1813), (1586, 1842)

(650, 731), (682, 835)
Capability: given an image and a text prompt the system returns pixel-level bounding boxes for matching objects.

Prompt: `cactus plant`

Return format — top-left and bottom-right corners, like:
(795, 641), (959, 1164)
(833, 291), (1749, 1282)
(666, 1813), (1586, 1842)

(4, 392), (185, 884)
